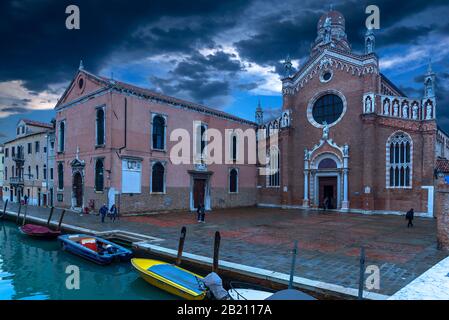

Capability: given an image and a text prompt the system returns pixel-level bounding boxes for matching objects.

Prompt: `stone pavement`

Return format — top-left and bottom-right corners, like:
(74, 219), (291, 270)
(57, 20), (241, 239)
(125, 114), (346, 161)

(2, 201), (447, 296)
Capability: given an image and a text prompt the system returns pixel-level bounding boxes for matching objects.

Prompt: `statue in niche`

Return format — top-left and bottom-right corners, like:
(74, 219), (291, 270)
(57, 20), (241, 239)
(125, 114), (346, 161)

(383, 99), (390, 115)
(412, 103), (419, 120)
(402, 104), (409, 118)
(365, 97), (372, 113)
(426, 102), (433, 120)
(393, 101), (399, 117)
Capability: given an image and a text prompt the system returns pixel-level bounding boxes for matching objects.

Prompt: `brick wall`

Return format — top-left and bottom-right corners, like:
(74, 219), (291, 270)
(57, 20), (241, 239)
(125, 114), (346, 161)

(435, 180), (449, 251)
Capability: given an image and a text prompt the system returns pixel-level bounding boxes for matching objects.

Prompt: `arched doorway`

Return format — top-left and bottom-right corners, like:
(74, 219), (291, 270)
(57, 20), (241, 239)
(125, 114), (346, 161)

(310, 153), (343, 209)
(73, 172), (83, 208)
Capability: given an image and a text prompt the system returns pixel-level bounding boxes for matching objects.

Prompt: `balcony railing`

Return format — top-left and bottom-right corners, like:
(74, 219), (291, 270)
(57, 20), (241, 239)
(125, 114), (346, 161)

(12, 153), (25, 163)
(9, 177), (24, 185)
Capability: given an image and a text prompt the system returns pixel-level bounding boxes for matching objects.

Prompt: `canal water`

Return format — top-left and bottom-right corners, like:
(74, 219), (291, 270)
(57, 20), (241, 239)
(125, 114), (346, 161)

(0, 221), (175, 300)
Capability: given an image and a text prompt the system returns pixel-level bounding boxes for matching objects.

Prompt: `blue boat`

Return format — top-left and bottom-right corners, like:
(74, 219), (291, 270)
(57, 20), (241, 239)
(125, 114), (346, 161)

(58, 234), (133, 265)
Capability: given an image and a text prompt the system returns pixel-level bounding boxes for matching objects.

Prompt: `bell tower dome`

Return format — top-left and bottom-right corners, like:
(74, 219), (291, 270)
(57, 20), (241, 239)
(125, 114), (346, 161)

(311, 9), (351, 55)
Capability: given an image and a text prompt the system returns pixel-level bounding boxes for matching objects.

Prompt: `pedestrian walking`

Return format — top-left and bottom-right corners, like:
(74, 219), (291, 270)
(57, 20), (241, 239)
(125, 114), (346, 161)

(99, 204), (108, 223)
(109, 204), (118, 222)
(197, 203), (206, 223)
(406, 208), (414, 228)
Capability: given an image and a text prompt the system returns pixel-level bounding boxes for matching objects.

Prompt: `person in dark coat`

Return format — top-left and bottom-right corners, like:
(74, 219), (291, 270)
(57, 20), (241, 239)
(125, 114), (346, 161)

(197, 203), (206, 223)
(99, 204), (108, 223)
(406, 208), (414, 228)
(109, 204), (118, 222)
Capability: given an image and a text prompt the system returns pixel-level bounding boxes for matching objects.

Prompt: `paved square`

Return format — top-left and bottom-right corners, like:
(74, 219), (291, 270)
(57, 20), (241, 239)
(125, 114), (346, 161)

(123, 207), (447, 296)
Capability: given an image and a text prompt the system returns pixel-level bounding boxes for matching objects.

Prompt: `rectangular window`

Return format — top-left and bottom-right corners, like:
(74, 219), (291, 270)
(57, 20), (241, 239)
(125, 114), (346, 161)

(57, 194), (63, 202)
(12, 147), (15, 157)
(44, 166), (47, 180)
(5, 148), (8, 158)
(28, 143), (32, 154)
(35, 141), (40, 153)
(50, 168), (54, 180)
(36, 165), (39, 180)
(96, 108), (105, 146)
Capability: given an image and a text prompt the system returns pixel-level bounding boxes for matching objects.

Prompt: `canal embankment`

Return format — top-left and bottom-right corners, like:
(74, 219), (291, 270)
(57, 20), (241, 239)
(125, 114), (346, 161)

(0, 202), (391, 300)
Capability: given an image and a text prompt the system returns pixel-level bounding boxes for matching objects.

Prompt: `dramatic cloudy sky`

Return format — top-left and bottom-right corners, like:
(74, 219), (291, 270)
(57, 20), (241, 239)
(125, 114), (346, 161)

(1, 0), (449, 143)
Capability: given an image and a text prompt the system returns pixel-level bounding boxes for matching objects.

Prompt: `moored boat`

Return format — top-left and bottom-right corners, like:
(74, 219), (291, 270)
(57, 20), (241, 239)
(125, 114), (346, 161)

(19, 224), (61, 239)
(58, 234), (133, 265)
(131, 258), (207, 300)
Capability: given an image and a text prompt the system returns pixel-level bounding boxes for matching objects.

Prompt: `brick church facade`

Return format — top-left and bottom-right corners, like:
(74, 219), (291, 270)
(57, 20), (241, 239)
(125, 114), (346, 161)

(257, 10), (443, 217)
(54, 9), (445, 217)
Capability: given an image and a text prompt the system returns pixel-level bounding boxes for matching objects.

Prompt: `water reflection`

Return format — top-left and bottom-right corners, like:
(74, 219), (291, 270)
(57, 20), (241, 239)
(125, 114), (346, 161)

(0, 221), (175, 300)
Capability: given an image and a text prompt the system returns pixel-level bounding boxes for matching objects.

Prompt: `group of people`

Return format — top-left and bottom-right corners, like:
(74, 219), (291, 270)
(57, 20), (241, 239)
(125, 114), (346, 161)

(99, 204), (118, 223)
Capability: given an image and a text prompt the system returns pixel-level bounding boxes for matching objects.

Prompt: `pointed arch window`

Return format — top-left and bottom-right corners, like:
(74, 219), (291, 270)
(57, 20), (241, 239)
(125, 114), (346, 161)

(58, 163), (64, 190)
(96, 108), (105, 146)
(151, 162), (165, 193)
(229, 168), (238, 193)
(58, 121), (65, 152)
(268, 146), (280, 187)
(95, 159), (104, 192)
(387, 132), (412, 188)
(231, 134), (237, 162)
(152, 115), (166, 150)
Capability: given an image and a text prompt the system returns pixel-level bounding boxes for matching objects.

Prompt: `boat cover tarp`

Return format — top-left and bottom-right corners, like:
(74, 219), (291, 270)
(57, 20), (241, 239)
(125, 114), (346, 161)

(265, 289), (316, 300)
(21, 224), (60, 235)
(202, 272), (229, 300)
(148, 264), (204, 295)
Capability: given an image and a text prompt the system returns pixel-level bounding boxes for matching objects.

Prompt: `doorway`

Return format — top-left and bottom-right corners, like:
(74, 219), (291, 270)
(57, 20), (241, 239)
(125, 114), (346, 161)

(193, 179), (206, 209)
(73, 172), (83, 208)
(319, 176), (337, 209)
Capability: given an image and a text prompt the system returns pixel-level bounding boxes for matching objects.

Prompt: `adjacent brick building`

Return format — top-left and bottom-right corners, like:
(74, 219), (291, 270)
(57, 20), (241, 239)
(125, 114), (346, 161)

(54, 65), (257, 213)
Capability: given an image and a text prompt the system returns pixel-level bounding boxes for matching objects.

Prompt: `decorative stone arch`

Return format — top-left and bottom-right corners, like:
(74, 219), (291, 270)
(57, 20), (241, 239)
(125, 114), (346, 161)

(303, 133), (349, 210)
(70, 157), (85, 210)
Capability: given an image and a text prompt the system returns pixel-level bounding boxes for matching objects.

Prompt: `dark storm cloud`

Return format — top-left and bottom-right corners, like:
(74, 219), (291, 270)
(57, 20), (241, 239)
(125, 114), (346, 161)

(1, 106), (29, 114)
(151, 50), (242, 102)
(235, 0), (449, 68)
(0, 0), (252, 92)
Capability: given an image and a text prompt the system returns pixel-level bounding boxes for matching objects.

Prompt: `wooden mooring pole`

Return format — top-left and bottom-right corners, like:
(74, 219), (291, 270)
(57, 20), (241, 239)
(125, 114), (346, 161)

(212, 231), (221, 273)
(1, 199), (7, 219)
(22, 204), (28, 226)
(289, 240), (298, 289)
(358, 246), (366, 300)
(15, 202), (22, 224)
(46, 207), (55, 226)
(176, 226), (187, 266)
(57, 210), (66, 231)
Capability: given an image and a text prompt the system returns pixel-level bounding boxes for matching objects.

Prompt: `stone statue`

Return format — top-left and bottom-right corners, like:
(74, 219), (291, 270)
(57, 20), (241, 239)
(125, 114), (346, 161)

(322, 121), (329, 140)
(393, 101), (399, 117)
(343, 144), (349, 156)
(304, 148), (309, 160)
(383, 99), (390, 115)
(365, 97), (372, 113)
(426, 102), (433, 120)
(412, 103), (418, 120)
(402, 104), (409, 118)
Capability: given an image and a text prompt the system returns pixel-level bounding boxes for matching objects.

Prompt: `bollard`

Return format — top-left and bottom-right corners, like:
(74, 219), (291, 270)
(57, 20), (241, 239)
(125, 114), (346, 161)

(289, 240), (298, 289)
(212, 231), (221, 273)
(176, 226), (187, 266)
(358, 246), (366, 300)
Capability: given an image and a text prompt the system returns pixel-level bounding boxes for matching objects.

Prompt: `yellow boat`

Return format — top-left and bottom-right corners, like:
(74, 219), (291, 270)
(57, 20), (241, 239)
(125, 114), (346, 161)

(131, 258), (207, 300)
